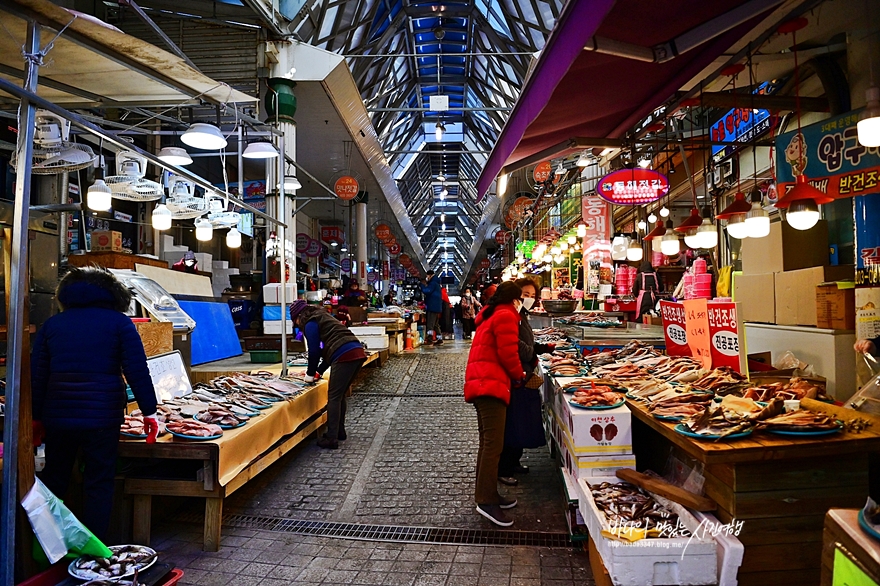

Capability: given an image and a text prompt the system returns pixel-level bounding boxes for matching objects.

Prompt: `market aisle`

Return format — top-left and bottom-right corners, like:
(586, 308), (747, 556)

(152, 341), (594, 586)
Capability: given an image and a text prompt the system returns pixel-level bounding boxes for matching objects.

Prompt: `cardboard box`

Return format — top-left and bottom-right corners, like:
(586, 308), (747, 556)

(559, 435), (636, 480)
(733, 273), (776, 323)
(90, 230), (122, 252)
(816, 282), (855, 330)
(775, 265), (854, 326)
(741, 220), (829, 275)
(262, 283), (296, 304)
(551, 386), (633, 455)
(263, 321), (293, 335)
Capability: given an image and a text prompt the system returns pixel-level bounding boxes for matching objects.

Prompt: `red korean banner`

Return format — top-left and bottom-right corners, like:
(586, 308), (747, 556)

(383, 262), (390, 280)
(321, 226), (342, 244)
(334, 176), (359, 200)
(660, 300), (746, 373)
(581, 194), (610, 239)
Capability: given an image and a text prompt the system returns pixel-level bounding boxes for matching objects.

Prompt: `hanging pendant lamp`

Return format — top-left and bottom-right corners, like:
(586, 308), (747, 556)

(744, 190), (771, 238)
(660, 220), (680, 256)
(626, 233), (643, 262)
(643, 220), (666, 240)
(181, 123), (227, 150)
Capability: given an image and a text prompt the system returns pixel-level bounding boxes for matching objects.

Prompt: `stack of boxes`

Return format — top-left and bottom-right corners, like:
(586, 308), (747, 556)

(735, 220), (854, 327)
(348, 326), (389, 350)
(262, 284), (296, 335)
(160, 236), (213, 278)
(548, 379), (635, 481)
(211, 260), (240, 297)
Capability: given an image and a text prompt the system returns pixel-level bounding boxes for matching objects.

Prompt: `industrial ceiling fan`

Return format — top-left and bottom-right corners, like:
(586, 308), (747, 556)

(165, 174), (208, 219)
(12, 110), (97, 175)
(104, 150), (163, 201)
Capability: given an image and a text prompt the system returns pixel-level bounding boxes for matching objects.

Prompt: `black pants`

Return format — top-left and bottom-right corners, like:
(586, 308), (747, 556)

(498, 446), (524, 477)
(41, 426), (120, 542)
(462, 318), (476, 337)
(325, 358), (367, 440)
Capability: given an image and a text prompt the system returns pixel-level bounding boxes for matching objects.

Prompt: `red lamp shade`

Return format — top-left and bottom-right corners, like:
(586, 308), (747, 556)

(644, 220), (667, 240)
(674, 208), (703, 233)
(716, 192), (753, 220)
(774, 174), (834, 209)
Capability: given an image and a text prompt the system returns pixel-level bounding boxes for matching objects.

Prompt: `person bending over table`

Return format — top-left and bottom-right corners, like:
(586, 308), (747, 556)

(290, 300), (367, 449)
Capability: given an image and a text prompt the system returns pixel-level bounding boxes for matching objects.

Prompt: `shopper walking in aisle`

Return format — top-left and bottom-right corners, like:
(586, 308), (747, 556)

(290, 300), (367, 449)
(460, 287), (481, 340)
(441, 286), (454, 340)
(498, 278), (551, 485)
(464, 281), (527, 527)
(420, 270), (444, 345)
(31, 267), (159, 541)
(632, 260), (660, 322)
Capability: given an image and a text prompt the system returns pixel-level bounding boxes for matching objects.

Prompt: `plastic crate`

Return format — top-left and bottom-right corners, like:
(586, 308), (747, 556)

(250, 350), (282, 363)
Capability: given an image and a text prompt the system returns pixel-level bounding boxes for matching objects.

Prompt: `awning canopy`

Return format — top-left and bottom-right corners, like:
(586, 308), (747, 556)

(476, 0), (788, 200)
(0, 0), (255, 107)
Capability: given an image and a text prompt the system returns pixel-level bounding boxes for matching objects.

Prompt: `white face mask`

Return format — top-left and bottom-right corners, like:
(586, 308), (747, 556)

(522, 297), (535, 311)
(513, 299), (523, 313)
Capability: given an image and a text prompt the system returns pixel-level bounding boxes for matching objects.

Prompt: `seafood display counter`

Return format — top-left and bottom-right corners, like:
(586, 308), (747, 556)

(118, 374), (328, 552)
(627, 397), (880, 586)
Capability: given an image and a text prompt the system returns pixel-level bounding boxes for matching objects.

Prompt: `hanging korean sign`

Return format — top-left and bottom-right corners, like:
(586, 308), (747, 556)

(305, 238), (322, 257)
(596, 169), (669, 205)
(340, 258), (352, 273)
(295, 233), (310, 253)
(389, 243), (401, 255)
(320, 226), (343, 244)
(775, 108), (880, 201)
(533, 161), (553, 184)
(494, 230), (510, 245)
(582, 194), (610, 239)
(334, 176), (359, 200)
(374, 223), (391, 241)
(399, 253), (412, 267)
(480, 258), (490, 269)
(856, 193), (880, 285)
(502, 193), (535, 229)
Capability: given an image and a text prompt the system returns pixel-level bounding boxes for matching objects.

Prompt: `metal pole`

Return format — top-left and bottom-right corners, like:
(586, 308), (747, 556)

(278, 134), (288, 377)
(2, 20), (39, 586)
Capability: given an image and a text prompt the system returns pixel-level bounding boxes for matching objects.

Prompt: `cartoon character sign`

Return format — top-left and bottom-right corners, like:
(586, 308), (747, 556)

(785, 132), (808, 176)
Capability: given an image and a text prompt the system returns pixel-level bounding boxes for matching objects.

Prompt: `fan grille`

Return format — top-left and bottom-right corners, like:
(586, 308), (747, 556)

(105, 176), (163, 201)
(15, 143), (97, 175)
(167, 196), (208, 219)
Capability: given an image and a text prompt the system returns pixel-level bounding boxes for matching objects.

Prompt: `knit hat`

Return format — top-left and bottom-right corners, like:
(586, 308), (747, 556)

(289, 299), (309, 321)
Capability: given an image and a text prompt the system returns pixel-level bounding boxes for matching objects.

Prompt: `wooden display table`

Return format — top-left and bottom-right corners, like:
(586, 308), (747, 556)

(822, 509), (880, 585)
(627, 398), (880, 585)
(119, 378), (328, 551)
(68, 251), (168, 271)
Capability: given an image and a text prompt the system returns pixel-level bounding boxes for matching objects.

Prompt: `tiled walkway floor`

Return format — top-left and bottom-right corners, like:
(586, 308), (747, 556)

(152, 339), (595, 585)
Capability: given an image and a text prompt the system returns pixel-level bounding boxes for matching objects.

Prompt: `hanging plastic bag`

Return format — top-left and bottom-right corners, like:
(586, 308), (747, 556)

(20, 477), (111, 564)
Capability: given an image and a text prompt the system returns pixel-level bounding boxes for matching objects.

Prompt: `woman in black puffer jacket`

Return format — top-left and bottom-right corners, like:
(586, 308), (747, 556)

(31, 266), (157, 540)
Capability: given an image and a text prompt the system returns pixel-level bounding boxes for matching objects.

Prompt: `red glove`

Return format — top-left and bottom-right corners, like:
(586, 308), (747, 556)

(32, 420), (45, 448)
(547, 343), (556, 351)
(143, 415), (160, 444)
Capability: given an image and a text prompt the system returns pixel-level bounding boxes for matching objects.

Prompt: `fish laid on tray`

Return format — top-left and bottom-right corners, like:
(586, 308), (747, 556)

(195, 406), (249, 427)
(570, 386), (623, 407)
(649, 393), (714, 418)
(72, 545), (156, 580)
(589, 481), (688, 534)
(679, 396), (784, 439)
(742, 377), (827, 402)
(120, 410), (168, 437)
(166, 420), (223, 437)
(758, 410), (841, 431)
(690, 367), (748, 395)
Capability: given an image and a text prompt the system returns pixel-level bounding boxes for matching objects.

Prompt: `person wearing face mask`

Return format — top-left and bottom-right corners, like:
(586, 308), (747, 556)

(497, 278), (553, 485)
(460, 287), (481, 340)
(342, 281), (367, 308)
(464, 281), (526, 527)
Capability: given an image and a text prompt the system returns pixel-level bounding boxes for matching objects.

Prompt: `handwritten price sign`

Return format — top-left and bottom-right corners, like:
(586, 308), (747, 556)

(683, 299), (712, 370)
(334, 176), (359, 200)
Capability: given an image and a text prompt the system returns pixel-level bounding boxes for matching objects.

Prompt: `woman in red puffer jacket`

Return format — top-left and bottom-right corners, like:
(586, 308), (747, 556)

(463, 281), (526, 528)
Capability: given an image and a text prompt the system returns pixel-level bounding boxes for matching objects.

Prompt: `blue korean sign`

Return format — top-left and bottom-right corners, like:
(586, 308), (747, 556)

(711, 108), (773, 160)
(775, 108), (880, 200)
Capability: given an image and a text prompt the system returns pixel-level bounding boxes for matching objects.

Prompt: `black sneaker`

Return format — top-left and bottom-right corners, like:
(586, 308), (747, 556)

(498, 476), (518, 486)
(498, 496), (517, 509)
(434, 338), (444, 346)
(514, 465), (530, 475)
(476, 504), (513, 527)
(317, 437), (338, 449)
(338, 430), (347, 441)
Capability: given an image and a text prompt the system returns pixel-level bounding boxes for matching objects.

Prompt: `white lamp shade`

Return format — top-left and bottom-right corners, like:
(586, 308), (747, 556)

(637, 220), (647, 231)
(626, 241), (643, 262)
(542, 254), (553, 263)
(577, 223), (587, 237)
(659, 206), (670, 217)
(857, 88), (880, 147)
(745, 215), (771, 238)
(611, 235), (629, 260)
(683, 230), (701, 249)
(786, 199), (820, 230)
(226, 227), (242, 248)
(726, 214), (750, 239)
(651, 237), (663, 253)
(181, 123), (227, 150)
(560, 241), (569, 251)
(195, 218), (214, 241)
(157, 147), (192, 166)
(87, 179), (112, 211)
(242, 142), (278, 159)
(697, 221), (719, 248)
(279, 176), (302, 191)
(152, 203), (173, 230)
(576, 151), (590, 167)
(660, 230), (680, 256)
(551, 246), (561, 255)
(648, 213), (657, 223)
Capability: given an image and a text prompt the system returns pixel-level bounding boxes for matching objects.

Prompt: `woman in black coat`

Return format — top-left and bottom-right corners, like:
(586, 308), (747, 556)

(632, 260), (659, 321)
(31, 267), (158, 540)
(497, 278), (550, 484)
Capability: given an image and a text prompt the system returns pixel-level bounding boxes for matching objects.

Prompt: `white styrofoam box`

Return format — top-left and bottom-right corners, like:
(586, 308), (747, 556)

(577, 477), (718, 586)
(550, 380), (633, 455)
(193, 252), (212, 272)
(558, 432), (635, 479)
(692, 511), (744, 586)
(350, 326), (387, 336)
(162, 235), (175, 249)
(305, 290), (326, 302)
(213, 260), (229, 269)
(263, 321), (293, 335)
(263, 283), (296, 304)
(361, 335), (389, 350)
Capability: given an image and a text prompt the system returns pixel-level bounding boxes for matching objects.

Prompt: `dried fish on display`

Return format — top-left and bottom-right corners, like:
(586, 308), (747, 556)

(680, 397), (784, 439)
(589, 481), (688, 534)
(690, 367), (748, 395)
(71, 545), (156, 580)
(569, 386), (624, 408)
(649, 393), (714, 419)
(121, 411), (168, 437)
(758, 410), (841, 432)
(742, 378), (828, 402)
(166, 420), (223, 438)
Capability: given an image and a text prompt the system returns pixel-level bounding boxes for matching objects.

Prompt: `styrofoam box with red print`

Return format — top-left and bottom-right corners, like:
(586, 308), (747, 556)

(551, 377), (632, 455)
(557, 429), (635, 480)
